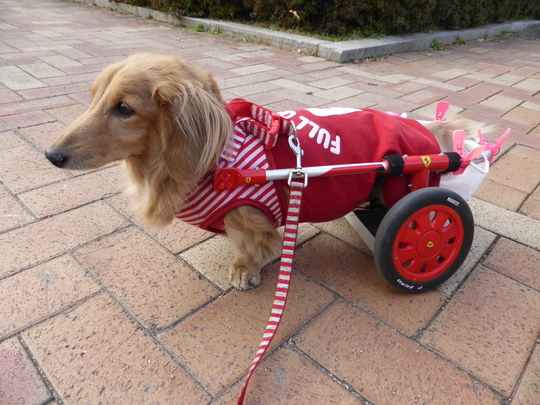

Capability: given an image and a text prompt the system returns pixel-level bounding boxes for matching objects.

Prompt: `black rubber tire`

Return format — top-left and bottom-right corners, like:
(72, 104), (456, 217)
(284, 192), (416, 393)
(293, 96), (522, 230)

(374, 187), (474, 293)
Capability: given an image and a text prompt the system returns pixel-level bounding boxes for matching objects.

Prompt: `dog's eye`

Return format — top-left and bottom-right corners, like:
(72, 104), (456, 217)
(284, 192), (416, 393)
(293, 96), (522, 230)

(115, 102), (135, 117)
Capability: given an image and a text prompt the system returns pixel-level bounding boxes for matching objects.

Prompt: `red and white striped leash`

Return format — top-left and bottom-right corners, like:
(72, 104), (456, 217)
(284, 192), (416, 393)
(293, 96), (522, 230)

(237, 136), (306, 405)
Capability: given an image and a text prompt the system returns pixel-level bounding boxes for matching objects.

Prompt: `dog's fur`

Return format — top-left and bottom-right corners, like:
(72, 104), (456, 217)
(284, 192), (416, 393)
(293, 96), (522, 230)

(46, 52), (483, 290)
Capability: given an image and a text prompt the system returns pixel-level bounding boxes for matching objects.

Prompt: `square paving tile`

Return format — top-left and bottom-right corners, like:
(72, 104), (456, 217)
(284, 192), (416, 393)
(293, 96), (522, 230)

(482, 237), (540, 291)
(23, 293), (211, 404)
(19, 165), (122, 218)
(521, 193), (540, 221)
(159, 265), (335, 395)
(0, 142), (68, 194)
(474, 178), (528, 211)
(74, 226), (221, 331)
(0, 254), (100, 340)
(469, 197), (540, 250)
(214, 347), (363, 404)
(0, 186), (35, 233)
(512, 344), (540, 405)
(420, 266), (540, 396)
(0, 201), (128, 278)
(0, 337), (53, 405)
(16, 120), (67, 151)
(486, 145), (540, 194)
(295, 300), (499, 405)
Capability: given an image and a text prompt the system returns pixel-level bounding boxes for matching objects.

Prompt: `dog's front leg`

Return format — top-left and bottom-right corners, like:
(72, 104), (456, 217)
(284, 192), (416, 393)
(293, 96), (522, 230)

(224, 206), (281, 290)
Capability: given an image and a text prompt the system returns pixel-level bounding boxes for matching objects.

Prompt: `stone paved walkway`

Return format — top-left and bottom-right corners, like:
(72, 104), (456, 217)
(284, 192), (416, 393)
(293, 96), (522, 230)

(1, 0), (539, 404)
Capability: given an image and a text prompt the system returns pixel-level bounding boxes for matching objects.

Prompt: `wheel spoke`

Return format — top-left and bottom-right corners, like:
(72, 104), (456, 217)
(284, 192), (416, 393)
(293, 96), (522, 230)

(440, 227), (457, 241)
(399, 225), (421, 245)
(441, 220), (460, 240)
(438, 242), (457, 260)
(432, 211), (451, 233)
(402, 258), (425, 274)
(414, 211), (434, 233)
(395, 246), (417, 264)
(424, 257), (442, 272)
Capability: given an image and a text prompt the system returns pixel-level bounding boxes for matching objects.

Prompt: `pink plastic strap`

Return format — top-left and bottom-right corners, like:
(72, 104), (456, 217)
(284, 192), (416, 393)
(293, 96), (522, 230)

(483, 128), (510, 164)
(452, 130), (465, 154)
(434, 101), (450, 122)
(452, 129), (487, 175)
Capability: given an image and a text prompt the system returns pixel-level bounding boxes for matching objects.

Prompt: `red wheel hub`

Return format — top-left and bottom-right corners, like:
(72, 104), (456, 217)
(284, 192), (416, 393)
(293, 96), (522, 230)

(417, 231), (442, 258)
(392, 205), (465, 282)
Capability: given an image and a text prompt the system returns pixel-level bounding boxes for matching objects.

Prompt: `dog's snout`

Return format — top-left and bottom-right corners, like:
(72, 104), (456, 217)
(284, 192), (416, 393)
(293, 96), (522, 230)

(45, 150), (68, 168)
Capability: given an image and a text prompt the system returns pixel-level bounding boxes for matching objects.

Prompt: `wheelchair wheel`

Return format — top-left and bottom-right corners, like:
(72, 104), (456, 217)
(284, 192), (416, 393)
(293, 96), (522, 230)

(374, 187), (474, 293)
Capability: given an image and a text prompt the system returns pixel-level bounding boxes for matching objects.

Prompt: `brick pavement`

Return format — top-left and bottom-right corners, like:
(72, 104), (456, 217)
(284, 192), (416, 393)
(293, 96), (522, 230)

(1, 0), (539, 404)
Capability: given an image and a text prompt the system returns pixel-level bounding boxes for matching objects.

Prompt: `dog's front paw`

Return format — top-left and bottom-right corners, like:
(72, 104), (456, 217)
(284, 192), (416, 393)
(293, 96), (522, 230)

(229, 262), (261, 290)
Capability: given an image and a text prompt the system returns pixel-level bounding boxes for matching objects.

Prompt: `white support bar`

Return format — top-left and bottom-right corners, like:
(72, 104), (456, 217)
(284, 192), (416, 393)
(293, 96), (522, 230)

(344, 211), (376, 253)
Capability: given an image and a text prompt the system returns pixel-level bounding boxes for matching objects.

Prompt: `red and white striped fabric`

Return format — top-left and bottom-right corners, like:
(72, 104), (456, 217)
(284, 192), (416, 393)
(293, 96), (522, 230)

(227, 99), (296, 149)
(175, 118), (286, 233)
(237, 179), (304, 405)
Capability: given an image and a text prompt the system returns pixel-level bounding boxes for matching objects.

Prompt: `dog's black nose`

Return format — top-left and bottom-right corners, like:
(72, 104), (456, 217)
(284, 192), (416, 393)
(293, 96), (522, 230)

(45, 150), (68, 168)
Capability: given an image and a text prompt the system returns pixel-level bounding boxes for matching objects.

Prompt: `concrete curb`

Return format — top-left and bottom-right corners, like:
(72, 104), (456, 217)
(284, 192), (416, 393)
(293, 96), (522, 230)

(180, 17), (327, 56)
(76, 0), (539, 62)
(319, 21), (540, 62)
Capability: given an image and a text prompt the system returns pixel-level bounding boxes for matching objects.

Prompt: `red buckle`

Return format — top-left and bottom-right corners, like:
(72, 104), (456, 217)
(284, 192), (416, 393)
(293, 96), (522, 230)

(214, 168), (267, 190)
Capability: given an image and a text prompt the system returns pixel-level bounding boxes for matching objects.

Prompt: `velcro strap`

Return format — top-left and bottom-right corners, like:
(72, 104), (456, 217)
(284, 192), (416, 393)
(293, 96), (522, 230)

(383, 154), (405, 176)
(441, 152), (462, 173)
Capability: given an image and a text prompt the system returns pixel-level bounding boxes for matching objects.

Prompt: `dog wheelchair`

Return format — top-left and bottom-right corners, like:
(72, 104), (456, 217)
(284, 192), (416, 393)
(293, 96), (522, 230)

(215, 101), (509, 293)
(229, 102), (510, 404)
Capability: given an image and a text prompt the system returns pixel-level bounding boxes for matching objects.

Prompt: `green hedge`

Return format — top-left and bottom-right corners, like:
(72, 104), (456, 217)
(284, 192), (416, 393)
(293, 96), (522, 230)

(121, 0), (540, 37)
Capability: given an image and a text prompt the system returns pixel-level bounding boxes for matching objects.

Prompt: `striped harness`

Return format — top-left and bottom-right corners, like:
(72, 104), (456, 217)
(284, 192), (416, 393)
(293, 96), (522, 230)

(174, 100), (293, 233)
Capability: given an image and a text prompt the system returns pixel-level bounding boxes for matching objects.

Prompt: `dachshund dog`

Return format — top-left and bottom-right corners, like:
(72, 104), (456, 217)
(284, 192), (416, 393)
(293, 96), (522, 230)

(46, 52), (482, 290)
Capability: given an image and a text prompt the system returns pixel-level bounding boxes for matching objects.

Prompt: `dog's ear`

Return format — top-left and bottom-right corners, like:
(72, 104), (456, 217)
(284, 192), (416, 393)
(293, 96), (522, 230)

(203, 72), (224, 103)
(153, 80), (232, 181)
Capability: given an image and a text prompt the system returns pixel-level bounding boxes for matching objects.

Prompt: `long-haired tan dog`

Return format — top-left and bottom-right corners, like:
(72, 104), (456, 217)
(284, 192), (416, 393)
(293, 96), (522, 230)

(46, 52), (481, 290)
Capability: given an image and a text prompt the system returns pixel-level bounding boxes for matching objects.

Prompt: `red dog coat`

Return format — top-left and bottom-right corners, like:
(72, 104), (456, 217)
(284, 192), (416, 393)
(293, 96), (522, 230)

(175, 100), (441, 233)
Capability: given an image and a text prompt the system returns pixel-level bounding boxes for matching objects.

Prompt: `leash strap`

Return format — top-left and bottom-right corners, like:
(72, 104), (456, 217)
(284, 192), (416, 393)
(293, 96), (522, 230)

(236, 177), (305, 404)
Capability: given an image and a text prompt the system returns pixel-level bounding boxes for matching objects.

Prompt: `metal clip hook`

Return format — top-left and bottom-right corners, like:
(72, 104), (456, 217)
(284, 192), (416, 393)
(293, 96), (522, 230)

(287, 135), (308, 187)
(288, 135), (303, 170)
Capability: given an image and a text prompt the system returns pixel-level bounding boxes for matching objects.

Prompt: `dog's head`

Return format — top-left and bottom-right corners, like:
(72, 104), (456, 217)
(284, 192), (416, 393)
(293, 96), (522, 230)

(45, 52), (231, 180)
